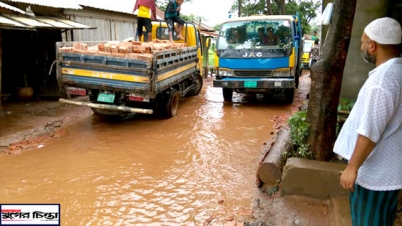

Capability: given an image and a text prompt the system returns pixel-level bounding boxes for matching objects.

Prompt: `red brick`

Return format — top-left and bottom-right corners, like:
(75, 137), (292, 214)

(73, 42), (80, 50)
(138, 54), (153, 61)
(80, 43), (88, 50)
(125, 53), (139, 59)
(98, 44), (105, 52)
(59, 47), (72, 53)
(111, 46), (119, 53)
(111, 53), (124, 58)
(104, 44), (111, 53)
(132, 41), (142, 46)
(86, 50), (98, 55)
(118, 46), (128, 54)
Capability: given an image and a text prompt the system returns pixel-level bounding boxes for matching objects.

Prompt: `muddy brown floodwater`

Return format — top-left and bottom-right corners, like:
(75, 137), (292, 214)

(0, 80), (293, 225)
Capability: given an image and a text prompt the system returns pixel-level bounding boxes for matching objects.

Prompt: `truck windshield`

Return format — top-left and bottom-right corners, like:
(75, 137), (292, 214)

(217, 19), (293, 50)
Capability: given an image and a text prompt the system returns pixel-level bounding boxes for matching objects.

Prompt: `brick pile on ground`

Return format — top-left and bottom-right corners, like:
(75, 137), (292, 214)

(58, 40), (187, 62)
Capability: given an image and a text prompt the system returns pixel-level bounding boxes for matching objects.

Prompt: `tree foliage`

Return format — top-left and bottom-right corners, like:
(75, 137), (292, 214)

(156, 0), (192, 11)
(230, 0), (321, 34)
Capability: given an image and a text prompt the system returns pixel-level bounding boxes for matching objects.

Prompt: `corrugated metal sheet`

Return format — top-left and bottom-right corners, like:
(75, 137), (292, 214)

(6, 0), (82, 9)
(113, 20), (136, 41)
(0, 15), (27, 28)
(0, 14), (93, 29)
(0, 2), (25, 14)
(67, 15), (136, 41)
(77, 0), (136, 14)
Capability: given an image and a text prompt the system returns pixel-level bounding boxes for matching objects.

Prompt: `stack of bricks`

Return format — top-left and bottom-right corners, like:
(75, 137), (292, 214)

(59, 40), (188, 62)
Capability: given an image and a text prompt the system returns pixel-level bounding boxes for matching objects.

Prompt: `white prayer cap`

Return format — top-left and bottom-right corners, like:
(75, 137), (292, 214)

(364, 17), (402, 45)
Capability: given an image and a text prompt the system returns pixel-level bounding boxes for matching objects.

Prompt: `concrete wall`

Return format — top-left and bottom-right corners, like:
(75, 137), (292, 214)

(321, 0), (394, 101)
(340, 0), (391, 100)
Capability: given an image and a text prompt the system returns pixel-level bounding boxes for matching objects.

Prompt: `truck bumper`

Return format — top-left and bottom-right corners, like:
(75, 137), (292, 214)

(59, 98), (153, 114)
(301, 62), (310, 69)
(213, 78), (295, 89)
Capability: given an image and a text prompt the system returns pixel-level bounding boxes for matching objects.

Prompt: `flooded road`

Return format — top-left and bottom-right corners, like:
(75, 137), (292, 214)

(0, 80), (291, 225)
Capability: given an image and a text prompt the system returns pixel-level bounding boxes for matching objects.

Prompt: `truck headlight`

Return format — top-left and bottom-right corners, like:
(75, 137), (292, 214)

(218, 70), (233, 76)
(272, 70), (291, 77)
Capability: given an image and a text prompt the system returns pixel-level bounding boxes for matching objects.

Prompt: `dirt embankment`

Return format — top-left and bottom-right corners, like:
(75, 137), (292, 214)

(0, 101), (92, 154)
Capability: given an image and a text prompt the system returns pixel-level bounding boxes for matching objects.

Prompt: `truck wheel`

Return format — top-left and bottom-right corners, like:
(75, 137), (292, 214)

(223, 88), (233, 102)
(284, 88), (294, 104)
(185, 74), (203, 97)
(162, 88), (179, 118)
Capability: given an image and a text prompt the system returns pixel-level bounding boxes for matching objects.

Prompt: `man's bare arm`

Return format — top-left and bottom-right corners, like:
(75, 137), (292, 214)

(340, 134), (376, 191)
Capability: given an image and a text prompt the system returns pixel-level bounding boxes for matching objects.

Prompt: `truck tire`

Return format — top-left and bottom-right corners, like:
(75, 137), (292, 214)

(223, 88), (233, 102)
(162, 88), (179, 118)
(185, 74), (203, 97)
(284, 88), (294, 104)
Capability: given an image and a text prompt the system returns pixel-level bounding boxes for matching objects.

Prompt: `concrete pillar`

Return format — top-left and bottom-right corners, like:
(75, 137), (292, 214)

(320, 0), (330, 49)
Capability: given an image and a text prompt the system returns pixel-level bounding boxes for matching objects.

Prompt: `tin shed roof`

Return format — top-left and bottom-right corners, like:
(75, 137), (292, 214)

(0, 1), (25, 14)
(0, 13), (94, 29)
(4, 0), (82, 9)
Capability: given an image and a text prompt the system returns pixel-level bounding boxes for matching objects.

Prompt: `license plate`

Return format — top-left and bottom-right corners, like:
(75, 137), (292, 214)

(244, 81), (257, 88)
(97, 93), (115, 103)
(275, 82), (282, 87)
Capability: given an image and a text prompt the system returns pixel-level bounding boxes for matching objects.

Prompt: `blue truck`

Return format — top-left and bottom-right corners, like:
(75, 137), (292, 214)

(213, 15), (303, 103)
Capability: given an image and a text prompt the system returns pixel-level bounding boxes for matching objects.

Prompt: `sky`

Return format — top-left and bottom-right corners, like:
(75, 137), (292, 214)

(180, 0), (235, 27)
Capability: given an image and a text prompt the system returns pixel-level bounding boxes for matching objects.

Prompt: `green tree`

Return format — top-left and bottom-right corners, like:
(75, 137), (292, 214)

(156, 0), (192, 11)
(180, 14), (206, 24)
(230, 0), (320, 34)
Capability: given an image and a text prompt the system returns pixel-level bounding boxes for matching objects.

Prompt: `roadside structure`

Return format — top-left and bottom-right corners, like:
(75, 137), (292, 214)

(321, 0), (401, 100)
(0, 0), (92, 108)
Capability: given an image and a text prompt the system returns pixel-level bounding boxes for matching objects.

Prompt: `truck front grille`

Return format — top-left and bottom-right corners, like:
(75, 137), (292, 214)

(233, 70), (272, 77)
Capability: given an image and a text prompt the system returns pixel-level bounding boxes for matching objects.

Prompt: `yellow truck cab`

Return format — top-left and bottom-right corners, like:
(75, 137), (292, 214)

(150, 21), (204, 75)
(301, 40), (314, 70)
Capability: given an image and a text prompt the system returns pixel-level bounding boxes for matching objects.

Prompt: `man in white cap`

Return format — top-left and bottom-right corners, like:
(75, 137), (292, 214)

(334, 17), (402, 225)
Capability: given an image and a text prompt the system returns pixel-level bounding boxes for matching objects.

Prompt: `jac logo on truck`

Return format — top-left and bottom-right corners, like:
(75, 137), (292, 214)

(242, 52), (263, 58)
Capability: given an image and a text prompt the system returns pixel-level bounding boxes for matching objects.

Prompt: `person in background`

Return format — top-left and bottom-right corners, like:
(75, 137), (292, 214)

(311, 31), (318, 41)
(165, 0), (185, 42)
(256, 27), (266, 45)
(309, 39), (320, 66)
(228, 28), (241, 44)
(133, 0), (156, 42)
(264, 27), (279, 46)
(280, 29), (292, 44)
(334, 17), (402, 226)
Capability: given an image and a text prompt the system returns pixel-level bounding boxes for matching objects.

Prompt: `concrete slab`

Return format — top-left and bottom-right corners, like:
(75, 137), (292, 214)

(281, 157), (348, 199)
(331, 196), (352, 226)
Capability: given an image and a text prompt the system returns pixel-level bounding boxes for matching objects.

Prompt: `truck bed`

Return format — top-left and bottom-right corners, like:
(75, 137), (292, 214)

(56, 42), (198, 98)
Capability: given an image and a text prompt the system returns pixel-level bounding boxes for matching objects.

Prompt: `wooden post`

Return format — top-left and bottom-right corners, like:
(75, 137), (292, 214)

(306, 0), (357, 161)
